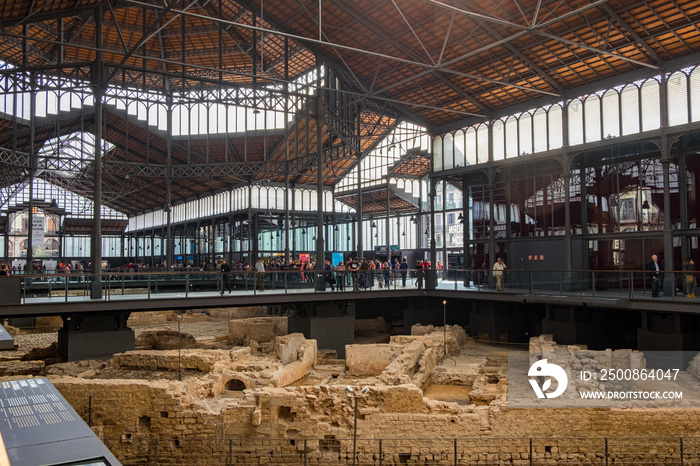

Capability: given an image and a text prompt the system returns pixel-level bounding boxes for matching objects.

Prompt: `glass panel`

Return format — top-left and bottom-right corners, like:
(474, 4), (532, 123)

(493, 120), (505, 160)
(691, 67), (700, 122)
(641, 79), (661, 131)
(567, 99), (584, 146)
(454, 130), (466, 168)
(584, 95), (601, 143)
(443, 133), (454, 170)
(433, 135), (443, 172)
(505, 117), (518, 158)
(602, 90), (620, 138)
(477, 125), (489, 163)
(548, 105), (563, 150)
(667, 72), (689, 127)
(465, 127), (477, 165)
(519, 113), (533, 155)
(533, 109), (547, 153)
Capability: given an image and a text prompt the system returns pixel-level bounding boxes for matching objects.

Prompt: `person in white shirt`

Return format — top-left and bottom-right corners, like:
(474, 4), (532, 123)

(492, 257), (506, 291)
(255, 259), (265, 291)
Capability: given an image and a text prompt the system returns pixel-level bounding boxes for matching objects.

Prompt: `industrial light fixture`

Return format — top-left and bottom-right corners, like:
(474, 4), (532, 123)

(370, 221), (377, 229)
(402, 231), (406, 236)
(49, 198), (58, 209)
(302, 229), (307, 235)
(642, 199), (650, 209)
(333, 225), (339, 232)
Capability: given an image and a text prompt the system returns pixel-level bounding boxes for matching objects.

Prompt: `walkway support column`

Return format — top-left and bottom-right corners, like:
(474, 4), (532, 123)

(315, 90), (325, 290)
(90, 5), (104, 300)
(427, 178), (437, 290)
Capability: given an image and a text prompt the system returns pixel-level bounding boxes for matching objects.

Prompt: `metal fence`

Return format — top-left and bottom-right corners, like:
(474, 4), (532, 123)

(12, 267), (696, 304)
(98, 435), (700, 465)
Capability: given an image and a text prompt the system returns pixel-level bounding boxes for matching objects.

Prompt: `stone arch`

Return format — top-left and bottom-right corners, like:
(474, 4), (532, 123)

(224, 378), (246, 391)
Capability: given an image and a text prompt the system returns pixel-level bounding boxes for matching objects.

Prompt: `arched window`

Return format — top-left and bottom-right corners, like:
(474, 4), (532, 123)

(601, 90), (620, 138)
(294, 190), (303, 212)
(505, 117), (518, 158)
(690, 67), (700, 122)
(641, 79), (661, 131)
(453, 130), (466, 167)
(532, 109), (547, 153)
(492, 120), (505, 160)
(667, 71), (689, 126)
(476, 124), (489, 163)
(583, 94), (601, 143)
(548, 105), (563, 149)
(620, 84), (640, 136)
(567, 99), (584, 146)
(519, 113), (533, 155)
(433, 135), (443, 171)
(276, 188), (285, 210)
(443, 133), (454, 169)
(250, 186), (260, 209)
(465, 127), (477, 165)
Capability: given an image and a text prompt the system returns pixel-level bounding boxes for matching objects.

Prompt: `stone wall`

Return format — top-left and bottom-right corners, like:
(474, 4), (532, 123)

(32, 331), (700, 464)
(228, 317), (288, 346)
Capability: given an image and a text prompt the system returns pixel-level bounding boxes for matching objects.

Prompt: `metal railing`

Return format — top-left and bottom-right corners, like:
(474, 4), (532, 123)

(4, 267), (696, 304)
(98, 435), (700, 465)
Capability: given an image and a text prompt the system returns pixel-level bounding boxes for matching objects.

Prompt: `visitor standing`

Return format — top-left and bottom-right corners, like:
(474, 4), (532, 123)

(684, 257), (696, 298)
(255, 259), (265, 291)
(400, 257), (408, 287)
(492, 257), (506, 291)
(648, 254), (661, 297)
(221, 259), (232, 293)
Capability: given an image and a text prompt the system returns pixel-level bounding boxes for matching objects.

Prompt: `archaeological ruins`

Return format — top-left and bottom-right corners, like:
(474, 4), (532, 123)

(2, 308), (700, 465)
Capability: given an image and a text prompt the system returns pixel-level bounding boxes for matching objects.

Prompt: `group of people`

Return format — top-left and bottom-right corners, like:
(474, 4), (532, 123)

(325, 257), (430, 291)
(324, 257), (406, 291)
(648, 254), (696, 298)
(218, 256), (439, 293)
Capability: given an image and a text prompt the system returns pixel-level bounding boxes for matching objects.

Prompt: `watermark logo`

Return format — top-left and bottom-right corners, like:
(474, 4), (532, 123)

(528, 359), (568, 399)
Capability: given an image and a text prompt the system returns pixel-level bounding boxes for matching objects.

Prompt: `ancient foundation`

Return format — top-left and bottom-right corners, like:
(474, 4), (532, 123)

(3, 314), (700, 464)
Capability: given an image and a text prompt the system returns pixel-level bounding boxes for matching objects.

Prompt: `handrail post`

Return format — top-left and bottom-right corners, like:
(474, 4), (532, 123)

(379, 439), (383, 466)
(592, 271), (596, 297)
(64, 274), (68, 303)
(228, 438), (232, 466)
(605, 437), (608, 466)
(680, 436), (684, 466)
(629, 271), (633, 299)
(529, 438), (533, 466)
(148, 274), (151, 299)
(303, 439), (307, 466)
(560, 271), (563, 294)
(185, 273), (189, 297)
(454, 438), (457, 466)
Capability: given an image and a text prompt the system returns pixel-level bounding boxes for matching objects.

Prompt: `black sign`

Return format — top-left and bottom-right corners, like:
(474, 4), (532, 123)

(0, 378), (120, 465)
